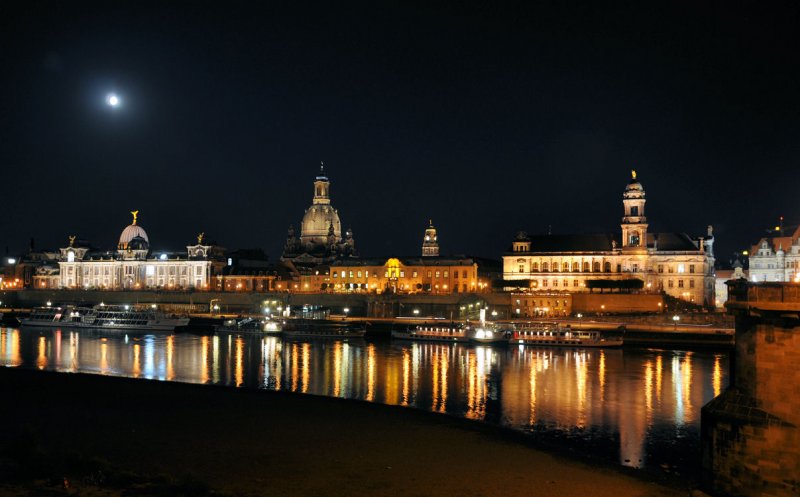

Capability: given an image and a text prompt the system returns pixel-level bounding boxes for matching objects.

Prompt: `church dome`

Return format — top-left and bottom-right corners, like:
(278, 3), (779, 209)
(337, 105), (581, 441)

(300, 204), (341, 244)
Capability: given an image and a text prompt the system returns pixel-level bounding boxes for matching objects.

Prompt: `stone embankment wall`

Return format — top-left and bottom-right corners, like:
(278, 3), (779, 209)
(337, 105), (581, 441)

(702, 282), (800, 497)
(571, 292), (663, 314)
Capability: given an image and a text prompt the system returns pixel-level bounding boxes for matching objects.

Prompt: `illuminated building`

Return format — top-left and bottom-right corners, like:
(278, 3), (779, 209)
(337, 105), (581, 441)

(295, 223), (492, 294)
(503, 172), (716, 306)
(39, 212), (225, 290)
(281, 165), (357, 265)
(748, 222), (800, 283)
(714, 260), (748, 309)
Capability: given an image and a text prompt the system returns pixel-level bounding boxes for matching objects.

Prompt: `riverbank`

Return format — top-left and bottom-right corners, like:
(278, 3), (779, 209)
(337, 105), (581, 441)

(0, 368), (682, 497)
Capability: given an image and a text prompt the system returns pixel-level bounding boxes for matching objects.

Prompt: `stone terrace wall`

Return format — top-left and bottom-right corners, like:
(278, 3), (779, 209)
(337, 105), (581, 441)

(702, 283), (800, 497)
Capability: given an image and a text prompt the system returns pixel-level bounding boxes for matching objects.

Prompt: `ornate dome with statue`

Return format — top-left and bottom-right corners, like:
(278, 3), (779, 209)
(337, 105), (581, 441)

(118, 210), (149, 250)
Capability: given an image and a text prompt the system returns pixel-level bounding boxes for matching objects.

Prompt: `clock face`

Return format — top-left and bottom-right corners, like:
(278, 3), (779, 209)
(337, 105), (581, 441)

(425, 236), (430, 241)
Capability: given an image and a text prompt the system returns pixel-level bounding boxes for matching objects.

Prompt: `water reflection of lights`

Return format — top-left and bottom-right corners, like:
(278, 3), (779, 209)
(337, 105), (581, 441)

(644, 360), (653, 421)
(598, 350), (606, 400)
(401, 349), (411, 406)
(37, 336), (47, 370)
(713, 355), (722, 397)
(333, 342), (342, 397)
(166, 335), (175, 381)
(302, 343), (310, 393)
(201, 336), (210, 383)
(144, 337), (155, 378)
(0, 330), (730, 478)
(366, 344), (376, 402)
(100, 342), (109, 373)
(655, 354), (663, 402)
(132, 343), (141, 378)
(234, 337), (244, 387)
(212, 335), (220, 383)
(290, 343), (299, 391)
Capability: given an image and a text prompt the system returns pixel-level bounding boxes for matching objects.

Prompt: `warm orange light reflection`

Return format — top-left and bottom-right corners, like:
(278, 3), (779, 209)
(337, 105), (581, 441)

(366, 344), (376, 402)
(36, 336), (48, 370)
(234, 337), (244, 387)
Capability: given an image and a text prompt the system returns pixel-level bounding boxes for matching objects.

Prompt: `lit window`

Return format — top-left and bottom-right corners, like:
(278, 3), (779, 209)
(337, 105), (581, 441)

(678, 264), (685, 273)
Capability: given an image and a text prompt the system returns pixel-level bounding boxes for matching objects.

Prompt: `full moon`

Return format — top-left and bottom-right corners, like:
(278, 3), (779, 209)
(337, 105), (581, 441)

(106, 93), (120, 107)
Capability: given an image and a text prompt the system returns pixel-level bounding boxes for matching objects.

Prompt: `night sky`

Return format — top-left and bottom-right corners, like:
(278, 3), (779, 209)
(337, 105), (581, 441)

(2, 1), (799, 264)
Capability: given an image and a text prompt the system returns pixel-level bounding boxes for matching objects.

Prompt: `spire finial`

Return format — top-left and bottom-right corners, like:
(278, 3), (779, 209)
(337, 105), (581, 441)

(131, 210), (139, 225)
(429, 219), (433, 227)
(320, 161), (324, 174)
(631, 169), (637, 180)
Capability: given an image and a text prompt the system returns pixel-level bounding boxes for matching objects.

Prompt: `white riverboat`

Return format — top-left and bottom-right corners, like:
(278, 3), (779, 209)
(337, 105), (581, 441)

(391, 323), (469, 343)
(21, 305), (91, 328)
(21, 304), (189, 332)
(511, 322), (623, 348)
(80, 304), (189, 331)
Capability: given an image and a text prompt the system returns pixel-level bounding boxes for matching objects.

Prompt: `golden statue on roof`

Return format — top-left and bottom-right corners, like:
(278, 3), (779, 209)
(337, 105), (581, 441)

(131, 210), (139, 225)
(197, 232), (205, 244)
(631, 169), (637, 180)
(68, 235), (76, 247)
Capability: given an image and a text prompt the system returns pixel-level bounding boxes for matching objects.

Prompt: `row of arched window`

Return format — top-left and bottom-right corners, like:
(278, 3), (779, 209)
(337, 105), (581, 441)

(518, 261), (613, 273)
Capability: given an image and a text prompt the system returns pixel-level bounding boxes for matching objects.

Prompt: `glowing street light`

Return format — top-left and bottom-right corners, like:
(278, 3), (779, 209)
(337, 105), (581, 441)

(106, 93), (120, 107)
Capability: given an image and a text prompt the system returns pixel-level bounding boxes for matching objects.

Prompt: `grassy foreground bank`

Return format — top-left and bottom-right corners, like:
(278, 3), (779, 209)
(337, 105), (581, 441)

(0, 368), (680, 497)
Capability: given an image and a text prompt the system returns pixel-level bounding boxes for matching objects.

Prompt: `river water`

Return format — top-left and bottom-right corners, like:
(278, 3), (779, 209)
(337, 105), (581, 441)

(0, 326), (728, 480)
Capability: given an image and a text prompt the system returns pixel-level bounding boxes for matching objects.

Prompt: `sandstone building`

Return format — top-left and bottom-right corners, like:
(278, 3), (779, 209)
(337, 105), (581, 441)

(503, 172), (716, 307)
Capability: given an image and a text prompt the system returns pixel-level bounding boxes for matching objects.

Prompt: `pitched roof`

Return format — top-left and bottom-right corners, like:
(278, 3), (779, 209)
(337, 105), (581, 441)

(508, 232), (701, 253)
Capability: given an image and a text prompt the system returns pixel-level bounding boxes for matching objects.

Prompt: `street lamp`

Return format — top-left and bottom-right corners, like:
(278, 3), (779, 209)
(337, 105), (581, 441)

(343, 307), (350, 320)
(413, 309), (420, 316)
(673, 314), (680, 329)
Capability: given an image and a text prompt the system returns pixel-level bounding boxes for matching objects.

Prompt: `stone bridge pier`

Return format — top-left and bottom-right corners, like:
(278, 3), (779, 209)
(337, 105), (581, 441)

(701, 281), (799, 496)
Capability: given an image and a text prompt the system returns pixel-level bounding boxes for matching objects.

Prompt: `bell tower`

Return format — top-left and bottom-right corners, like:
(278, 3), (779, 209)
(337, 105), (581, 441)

(422, 220), (439, 257)
(313, 162), (330, 205)
(621, 170), (648, 250)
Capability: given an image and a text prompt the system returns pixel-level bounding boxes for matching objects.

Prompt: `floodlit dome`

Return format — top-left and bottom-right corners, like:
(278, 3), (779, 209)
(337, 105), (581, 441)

(119, 211), (149, 250)
(301, 204), (341, 244)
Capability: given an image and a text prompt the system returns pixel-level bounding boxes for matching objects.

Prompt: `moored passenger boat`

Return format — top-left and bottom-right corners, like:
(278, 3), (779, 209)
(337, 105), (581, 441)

(391, 323), (468, 342)
(20, 305), (91, 328)
(80, 304), (189, 332)
(511, 322), (623, 347)
(281, 319), (366, 339)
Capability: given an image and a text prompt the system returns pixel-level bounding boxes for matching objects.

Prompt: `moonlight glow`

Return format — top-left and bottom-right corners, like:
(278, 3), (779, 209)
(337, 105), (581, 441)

(106, 93), (120, 107)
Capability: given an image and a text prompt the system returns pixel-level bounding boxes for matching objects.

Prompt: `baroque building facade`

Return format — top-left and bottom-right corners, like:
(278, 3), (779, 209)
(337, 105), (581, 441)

(36, 212), (225, 290)
(503, 172), (716, 306)
(748, 224), (800, 283)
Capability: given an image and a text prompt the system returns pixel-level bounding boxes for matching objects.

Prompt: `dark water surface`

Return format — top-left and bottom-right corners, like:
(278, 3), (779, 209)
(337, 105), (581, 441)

(1, 327), (728, 479)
